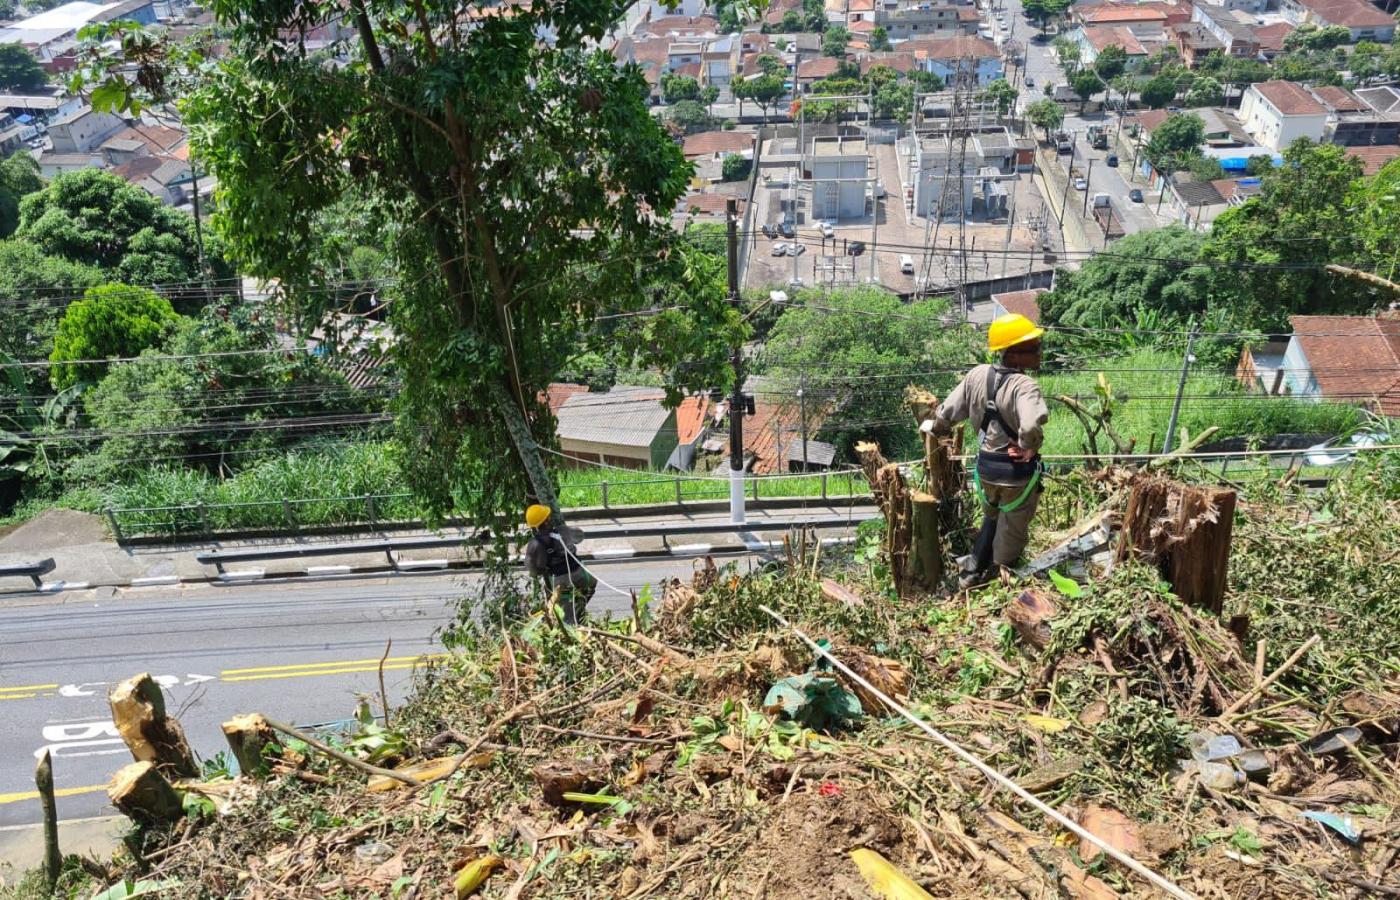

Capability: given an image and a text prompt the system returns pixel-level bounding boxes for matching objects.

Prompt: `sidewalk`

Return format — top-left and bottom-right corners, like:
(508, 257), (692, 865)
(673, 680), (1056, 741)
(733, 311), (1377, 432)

(0, 503), (875, 596)
(0, 817), (125, 881)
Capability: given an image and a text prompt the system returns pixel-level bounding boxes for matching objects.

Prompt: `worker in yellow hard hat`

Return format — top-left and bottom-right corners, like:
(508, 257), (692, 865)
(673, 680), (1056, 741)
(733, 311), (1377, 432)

(523, 504), (596, 623)
(923, 313), (1049, 589)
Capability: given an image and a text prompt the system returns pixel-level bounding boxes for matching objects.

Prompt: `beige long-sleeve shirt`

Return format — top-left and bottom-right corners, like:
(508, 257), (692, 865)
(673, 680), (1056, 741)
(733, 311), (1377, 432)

(934, 364), (1049, 454)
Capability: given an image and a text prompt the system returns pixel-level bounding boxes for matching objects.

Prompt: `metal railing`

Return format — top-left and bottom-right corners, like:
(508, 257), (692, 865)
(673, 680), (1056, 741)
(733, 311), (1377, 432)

(105, 470), (869, 544)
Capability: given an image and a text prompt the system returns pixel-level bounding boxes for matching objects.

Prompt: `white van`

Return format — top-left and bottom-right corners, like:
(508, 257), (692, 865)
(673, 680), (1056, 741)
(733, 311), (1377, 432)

(899, 254), (915, 274)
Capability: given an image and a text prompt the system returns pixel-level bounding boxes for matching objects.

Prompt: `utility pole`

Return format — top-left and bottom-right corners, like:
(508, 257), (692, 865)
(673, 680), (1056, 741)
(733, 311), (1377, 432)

(726, 198), (746, 524)
(1162, 319), (1199, 456)
(798, 371), (809, 472)
(1057, 134), (1075, 229)
(1081, 157), (1095, 215)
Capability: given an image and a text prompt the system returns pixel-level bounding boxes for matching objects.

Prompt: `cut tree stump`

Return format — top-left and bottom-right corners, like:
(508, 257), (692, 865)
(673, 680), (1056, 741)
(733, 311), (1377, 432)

(108, 761), (183, 825)
(1116, 477), (1236, 615)
(109, 674), (198, 778)
(221, 713), (275, 778)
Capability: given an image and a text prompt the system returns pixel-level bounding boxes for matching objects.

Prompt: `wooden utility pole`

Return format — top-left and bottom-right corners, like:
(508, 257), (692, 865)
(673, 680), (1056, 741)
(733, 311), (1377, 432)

(726, 198), (746, 524)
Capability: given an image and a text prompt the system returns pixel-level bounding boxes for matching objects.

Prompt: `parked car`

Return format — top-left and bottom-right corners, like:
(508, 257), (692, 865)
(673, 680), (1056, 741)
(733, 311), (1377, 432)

(1128, 188), (1144, 203)
(787, 242), (806, 256)
(761, 223), (777, 238)
(819, 221), (834, 239)
(1073, 177), (1087, 190)
(899, 254), (915, 274)
(779, 221), (795, 238)
(771, 242), (790, 256)
(1305, 431), (1389, 466)
(1025, 76), (1034, 89)
(1106, 154), (1119, 167)
(849, 240), (866, 256)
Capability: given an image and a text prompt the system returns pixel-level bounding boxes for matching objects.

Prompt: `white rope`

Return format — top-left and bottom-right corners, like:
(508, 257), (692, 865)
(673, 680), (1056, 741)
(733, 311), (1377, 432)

(758, 605), (1200, 900)
(553, 533), (632, 598)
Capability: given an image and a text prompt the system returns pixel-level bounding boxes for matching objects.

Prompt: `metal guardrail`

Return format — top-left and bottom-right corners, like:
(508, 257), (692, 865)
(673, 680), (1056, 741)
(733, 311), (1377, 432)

(0, 558), (55, 588)
(104, 471), (868, 544)
(194, 514), (874, 573)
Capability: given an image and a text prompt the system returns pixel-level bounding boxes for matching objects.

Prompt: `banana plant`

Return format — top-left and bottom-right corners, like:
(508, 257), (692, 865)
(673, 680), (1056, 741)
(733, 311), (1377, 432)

(0, 354), (85, 483)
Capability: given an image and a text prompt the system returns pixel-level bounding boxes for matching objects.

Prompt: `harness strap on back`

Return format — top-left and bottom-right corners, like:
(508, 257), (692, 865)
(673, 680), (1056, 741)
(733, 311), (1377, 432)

(978, 366), (1015, 439)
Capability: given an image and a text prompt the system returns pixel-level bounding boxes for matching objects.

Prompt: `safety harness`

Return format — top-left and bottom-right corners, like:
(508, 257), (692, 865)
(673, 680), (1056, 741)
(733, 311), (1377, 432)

(973, 365), (1043, 514)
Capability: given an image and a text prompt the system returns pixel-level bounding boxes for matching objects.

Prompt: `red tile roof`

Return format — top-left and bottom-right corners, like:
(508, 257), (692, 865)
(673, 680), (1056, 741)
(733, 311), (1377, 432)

(1131, 108), (1170, 134)
(957, 7), (980, 21)
(1346, 144), (1400, 176)
(682, 192), (748, 215)
(1290, 315), (1400, 416)
(798, 56), (843, 79)
(1253, 80), (1327, 117)
(676, 395), (712, 445)
(672, 61), (702, 79)
(904, 35), (999, 59)
(848, 0), (875, 11)
(1082, 5), (1167, 23)
(850, 19), (876, 32)
(992, 289), (1045, 323)
(1295, 0), (1393, 28)
(859, 52), (918, 75)
(543, 383), (590, 413)
(1311, 85), (1366, 112)
(1252, 22), (1294, 51)
(1082, 24), (1147, 55)
(681, 130), (755, 158)
(646, 14), (719, 35)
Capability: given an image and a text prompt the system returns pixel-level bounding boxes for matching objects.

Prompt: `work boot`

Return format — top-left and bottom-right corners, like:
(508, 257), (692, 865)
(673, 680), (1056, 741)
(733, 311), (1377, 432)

(958, 568), (993, 591)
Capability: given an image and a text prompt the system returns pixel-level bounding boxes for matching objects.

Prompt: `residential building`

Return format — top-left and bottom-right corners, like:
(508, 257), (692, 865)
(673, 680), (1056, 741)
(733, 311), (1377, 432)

(0, 113), (25, 156)
(1189, 3), (1260, 57)
(554, 387), (680, 470)
(702, 34), (736, 90)
(905, 36), (1002, 87)
(1073, 3), (1169, 28)
(1346, 144), (1400, 175)
(1167, 178), (1232, 230)
(680, 192), (748, 218)
(647, 0), (710, 19)
(1238, 80), (1328, 152)
(1279, 0), (1395, 41)
(1195, 0), (1267, 13)
(1075, 25), (1149, 65)
(873, 2), (979, 41)
(1281, 314), (1400, 417)
(644, 14), (718, 36)
(796, 55), (844, 91)
(1320, 85), (1400, 147)
(0, 0), (157, 62)
(666, 41), (704, 72)
(682, 130), (755, 160)
(112, 155), (192, 206)
(46, 105), (123, 153)
(1253, 22), (1295, 58)
(858, 51), (920, 76)
(805, 135), (869, 220)
(1171, 22), (1225, 67)
(36, 151), (102, 178)
(990, 288), (1045, 323)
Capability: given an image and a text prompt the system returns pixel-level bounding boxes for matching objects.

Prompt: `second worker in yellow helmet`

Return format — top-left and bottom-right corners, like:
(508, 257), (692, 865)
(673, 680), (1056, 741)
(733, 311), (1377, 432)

(924, 313), (1049, 589)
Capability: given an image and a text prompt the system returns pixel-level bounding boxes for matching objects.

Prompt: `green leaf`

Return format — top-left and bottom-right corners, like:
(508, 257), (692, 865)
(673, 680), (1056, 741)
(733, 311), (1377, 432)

(89, 79), (128, 113)
(1049, 569), (1086, 598)
(89, 880), (183, 899)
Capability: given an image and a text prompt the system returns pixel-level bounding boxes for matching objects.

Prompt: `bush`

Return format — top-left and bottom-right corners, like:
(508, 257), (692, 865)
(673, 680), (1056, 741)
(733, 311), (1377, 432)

(721, 154), (753, 182)
(49, 283), (181, 389)
(722, 119), (737, 131)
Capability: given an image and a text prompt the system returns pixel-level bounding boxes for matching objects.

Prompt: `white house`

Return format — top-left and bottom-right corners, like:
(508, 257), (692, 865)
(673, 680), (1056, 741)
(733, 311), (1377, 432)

(46, 105), (124, 154)
(907, 36), (1003, 87)
(1237, 81), (1327, 153)
(648, 0), (709, 18)
(1279, 0), (1396, 43)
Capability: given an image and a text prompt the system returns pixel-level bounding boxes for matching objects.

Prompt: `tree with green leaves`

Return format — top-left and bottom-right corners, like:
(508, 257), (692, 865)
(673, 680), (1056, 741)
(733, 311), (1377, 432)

(980, 77), (1018, 114)
(1245, 154), (1274, 176)
(1182, 75), (1223, 108)
(1026, 97), (1064, 142)
(1070, 69), (1101, 112)
(781, 9), (804, 32)
(1145, 112), (1205, 173)
(49, 283), (182, 390)
(669, 98), (715, 132)
(0, 43), (46, 92)
(661, 72), (701, 103)
(1186, 155), (1224, 182)
(157, 0), (735, 521)
(870, 25), (891, 51)
(1204, 139), (1368, 329)
(872, 77), (913, 119)
(822, 26), (849, 58)
(721, 153), (752, 182)
(763, 288), (978, 459)
(1094, 45), (1128, 81)
(700, 84), (720, 116)
(1023, 0), (1070, 34)
(803, 0), (828, 31)
(0, 241), (104, 368)
(1283, 23), (1351, 52)
(1054, 36), (1081, 73)
(734, 72), (787, 122)
(910, 70), (944, 92)
(1139, 73), (1177, 109)
(0, 153), (41, 239)
(16, 169), (223, 292)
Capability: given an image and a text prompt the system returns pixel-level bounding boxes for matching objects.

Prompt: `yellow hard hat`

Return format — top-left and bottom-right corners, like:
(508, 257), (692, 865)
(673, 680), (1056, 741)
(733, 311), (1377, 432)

(525, 504), (551, 529)
(988, 313), (1044, 352)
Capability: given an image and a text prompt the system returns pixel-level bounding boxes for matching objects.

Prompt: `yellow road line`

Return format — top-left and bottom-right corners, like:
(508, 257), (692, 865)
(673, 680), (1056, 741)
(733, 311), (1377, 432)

(0, 693), (38, 702)
(220, 662), (430, 683)
(0, 683), (59, 694)
(0, 784), (109, 806)
(220, 654), (444, 677)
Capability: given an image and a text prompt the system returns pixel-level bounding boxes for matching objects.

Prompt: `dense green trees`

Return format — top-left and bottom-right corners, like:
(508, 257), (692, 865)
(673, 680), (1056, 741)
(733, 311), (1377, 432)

(1145, 112), (1206, 173)
(822, 26), (849, 58)
(1026, 98), (1064, 140)
(669, 98), (715, 131)
(49, 284), (181, 390)
(0, 154), (41, 239)
(869, 26), (891, 51)
(1094, 45), (1128, 82)
(0, 241), (104, 365)
(0, 43), (46, 92)
(763, 289), (978, 458)
(1139, 73), (1177, 109)
(721, 153), (752, 182)
(981, 78), (1018, 114)
(1023, 0), (1070, 33)
(661, 72), (700, 103)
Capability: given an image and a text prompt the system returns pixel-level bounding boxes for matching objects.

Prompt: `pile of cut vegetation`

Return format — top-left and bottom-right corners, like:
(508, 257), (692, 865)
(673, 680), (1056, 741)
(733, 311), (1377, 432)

(34, 463), (1400, 900)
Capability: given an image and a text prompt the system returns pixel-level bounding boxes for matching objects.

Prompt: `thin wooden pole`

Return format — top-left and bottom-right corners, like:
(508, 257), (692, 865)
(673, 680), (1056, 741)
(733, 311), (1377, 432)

(35, 749), (61, 887)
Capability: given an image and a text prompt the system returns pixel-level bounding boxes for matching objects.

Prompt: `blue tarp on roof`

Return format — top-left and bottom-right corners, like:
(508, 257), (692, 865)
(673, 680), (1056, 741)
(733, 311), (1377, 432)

(14, 114), (32, 124)
(1218, 156), (1282, 171)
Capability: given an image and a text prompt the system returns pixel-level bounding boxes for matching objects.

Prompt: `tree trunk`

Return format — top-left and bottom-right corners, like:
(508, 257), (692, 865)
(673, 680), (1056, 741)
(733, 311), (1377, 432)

(494, 392), (561, 516)
(222, 713), (275, 778)
(34, 750), (61, 887)
(1116, 477), (1235, 615)
(910, 490), (943, 589)
(108, 762), (183, 826)
(109, 674), (198, 778)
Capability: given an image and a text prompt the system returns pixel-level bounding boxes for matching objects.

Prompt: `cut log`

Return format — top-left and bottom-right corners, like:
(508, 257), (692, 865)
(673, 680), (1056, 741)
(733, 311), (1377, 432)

(108, 761), (183, 825)
(35, 750), (60, 887)
(109, 674), (198, 778)
(221, 713), (275, 778)
(820, 578), (864, 607)
(1116, 478), (1235, 615)
(840, 649), (911, 715)
(1005, 589), (1058, 649)
(531, 757), (609, 807)
(910, 490), (944, 591)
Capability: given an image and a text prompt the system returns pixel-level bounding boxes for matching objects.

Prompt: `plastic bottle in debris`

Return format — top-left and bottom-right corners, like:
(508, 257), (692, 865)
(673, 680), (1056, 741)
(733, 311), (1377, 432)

(1193, 761), (1247, 790)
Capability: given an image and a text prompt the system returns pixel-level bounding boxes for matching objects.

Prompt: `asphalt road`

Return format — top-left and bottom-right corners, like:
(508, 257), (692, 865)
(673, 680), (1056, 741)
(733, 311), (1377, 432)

(0, 554), (768, 828)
